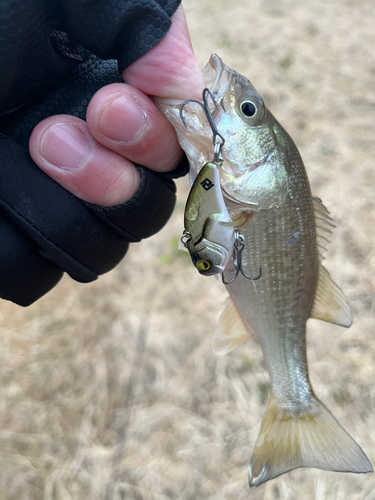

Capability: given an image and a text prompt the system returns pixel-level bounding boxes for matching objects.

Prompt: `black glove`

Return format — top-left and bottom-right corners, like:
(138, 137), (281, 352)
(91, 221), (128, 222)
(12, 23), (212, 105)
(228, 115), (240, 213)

(0, 0), (188, 306)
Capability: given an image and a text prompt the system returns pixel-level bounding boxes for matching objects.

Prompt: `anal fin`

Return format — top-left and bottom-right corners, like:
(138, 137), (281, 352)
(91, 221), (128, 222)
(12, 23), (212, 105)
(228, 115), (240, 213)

(311, 264), (352, 327)
(212, 298), (252, 355)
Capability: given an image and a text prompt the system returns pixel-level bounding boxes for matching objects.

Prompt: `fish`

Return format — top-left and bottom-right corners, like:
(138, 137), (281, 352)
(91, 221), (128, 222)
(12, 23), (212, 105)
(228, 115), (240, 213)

(156, 54), (372, 486)
(183, 161), (234, 275)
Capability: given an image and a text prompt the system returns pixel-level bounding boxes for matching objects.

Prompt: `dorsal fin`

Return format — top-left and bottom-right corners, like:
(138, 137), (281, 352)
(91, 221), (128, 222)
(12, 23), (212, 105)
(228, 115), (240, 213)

(313, 197), (335, 262)
(311, 197), (352, 327)
(212, 298), (252, 355)
(311, 264), (352, 327)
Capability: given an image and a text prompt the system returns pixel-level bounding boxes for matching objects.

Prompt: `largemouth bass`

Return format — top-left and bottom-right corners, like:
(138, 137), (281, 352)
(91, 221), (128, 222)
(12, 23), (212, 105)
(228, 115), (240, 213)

(156, 54), (372, 486)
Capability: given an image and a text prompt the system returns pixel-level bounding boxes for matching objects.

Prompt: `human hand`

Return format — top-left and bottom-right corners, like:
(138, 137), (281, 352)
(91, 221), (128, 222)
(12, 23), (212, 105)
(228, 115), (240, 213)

(0, 2), (203, 306)
(29, 6), (204, 206)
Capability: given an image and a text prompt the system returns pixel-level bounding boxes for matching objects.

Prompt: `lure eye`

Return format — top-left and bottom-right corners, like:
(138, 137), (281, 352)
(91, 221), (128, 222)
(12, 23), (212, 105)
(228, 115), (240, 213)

(196, 260), (211, 272)
(240, 101), (257, 117)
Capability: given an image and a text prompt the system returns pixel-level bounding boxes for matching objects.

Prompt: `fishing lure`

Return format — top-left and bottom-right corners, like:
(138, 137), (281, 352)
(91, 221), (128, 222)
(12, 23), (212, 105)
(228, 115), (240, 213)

(180, 88), (261, 282)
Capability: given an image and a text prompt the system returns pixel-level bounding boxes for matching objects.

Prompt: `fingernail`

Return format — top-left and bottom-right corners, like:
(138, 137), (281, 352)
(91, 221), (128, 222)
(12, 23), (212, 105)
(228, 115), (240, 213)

(40, 123), (90, 170)
(100, 95), (148, 143)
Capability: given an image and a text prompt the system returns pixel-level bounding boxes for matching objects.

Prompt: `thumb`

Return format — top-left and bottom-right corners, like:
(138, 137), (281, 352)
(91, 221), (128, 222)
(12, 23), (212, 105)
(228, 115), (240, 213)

(122, 5), (204, 100)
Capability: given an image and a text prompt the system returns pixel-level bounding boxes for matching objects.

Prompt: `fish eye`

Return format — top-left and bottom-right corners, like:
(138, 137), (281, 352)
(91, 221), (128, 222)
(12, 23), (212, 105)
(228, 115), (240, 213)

(196, 260), (211, 272)
(241, 101), (257, 117)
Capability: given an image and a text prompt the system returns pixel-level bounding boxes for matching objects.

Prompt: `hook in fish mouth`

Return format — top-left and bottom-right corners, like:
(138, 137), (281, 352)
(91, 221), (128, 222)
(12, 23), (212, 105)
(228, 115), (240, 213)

(179, 88), (226, 151)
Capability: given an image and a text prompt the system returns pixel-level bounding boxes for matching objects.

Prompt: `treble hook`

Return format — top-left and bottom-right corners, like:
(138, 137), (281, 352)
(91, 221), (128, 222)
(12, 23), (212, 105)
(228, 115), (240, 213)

(179, 88), (225, 162)
(222, 230), (262, 285)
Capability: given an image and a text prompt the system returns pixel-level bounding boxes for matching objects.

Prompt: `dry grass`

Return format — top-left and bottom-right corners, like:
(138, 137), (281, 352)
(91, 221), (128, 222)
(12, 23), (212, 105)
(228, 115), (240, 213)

(1, 0), (375, 498)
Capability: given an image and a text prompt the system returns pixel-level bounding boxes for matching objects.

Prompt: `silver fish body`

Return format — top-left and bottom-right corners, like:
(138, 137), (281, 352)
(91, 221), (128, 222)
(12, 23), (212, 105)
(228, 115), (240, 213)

(156, 54), (372, 486)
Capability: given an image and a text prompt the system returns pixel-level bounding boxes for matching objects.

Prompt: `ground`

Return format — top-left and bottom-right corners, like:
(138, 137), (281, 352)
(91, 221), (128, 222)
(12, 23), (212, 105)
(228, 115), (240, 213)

(1, 0), (375, 498)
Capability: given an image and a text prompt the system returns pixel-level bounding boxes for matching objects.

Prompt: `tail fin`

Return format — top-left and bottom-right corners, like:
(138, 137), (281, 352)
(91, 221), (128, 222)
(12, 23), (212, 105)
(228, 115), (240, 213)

(248, 395), (372, 487)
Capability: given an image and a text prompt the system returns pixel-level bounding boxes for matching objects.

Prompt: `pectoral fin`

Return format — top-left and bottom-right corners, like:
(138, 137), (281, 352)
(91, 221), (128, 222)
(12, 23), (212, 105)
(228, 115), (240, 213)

(212, 298), (252, 355)
(218, 211), (250, 228)
(311, 264), (352, 327)
(218, 220), (236, 228)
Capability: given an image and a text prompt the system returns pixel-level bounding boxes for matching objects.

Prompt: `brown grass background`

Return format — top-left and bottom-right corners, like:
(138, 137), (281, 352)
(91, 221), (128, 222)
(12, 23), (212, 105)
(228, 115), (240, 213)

(1, 0), (375, 498)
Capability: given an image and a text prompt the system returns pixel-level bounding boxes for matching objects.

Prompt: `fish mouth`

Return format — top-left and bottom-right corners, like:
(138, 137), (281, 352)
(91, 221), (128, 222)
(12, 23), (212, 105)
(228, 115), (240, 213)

(156, 54), (225, 107)
(202, 54), (224, 95)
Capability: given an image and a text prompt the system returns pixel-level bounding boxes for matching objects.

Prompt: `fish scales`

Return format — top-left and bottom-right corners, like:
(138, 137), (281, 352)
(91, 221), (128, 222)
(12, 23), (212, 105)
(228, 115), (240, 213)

(228, 140), (318, 405)
(156, 54), (372, 487)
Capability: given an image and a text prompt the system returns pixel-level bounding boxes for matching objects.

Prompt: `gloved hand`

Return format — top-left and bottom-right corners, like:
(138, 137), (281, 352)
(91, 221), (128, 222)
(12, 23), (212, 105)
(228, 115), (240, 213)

(0, 1), (204, 306)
